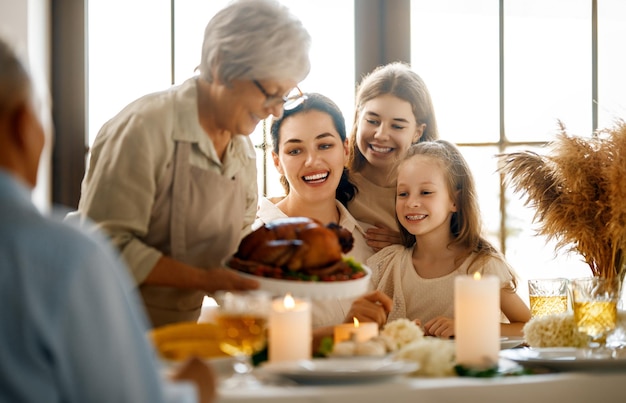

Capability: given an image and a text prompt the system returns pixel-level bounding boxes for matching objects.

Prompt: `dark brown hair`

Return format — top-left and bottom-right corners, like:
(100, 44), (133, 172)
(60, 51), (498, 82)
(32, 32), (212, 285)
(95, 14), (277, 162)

(270, 92), (356, 205)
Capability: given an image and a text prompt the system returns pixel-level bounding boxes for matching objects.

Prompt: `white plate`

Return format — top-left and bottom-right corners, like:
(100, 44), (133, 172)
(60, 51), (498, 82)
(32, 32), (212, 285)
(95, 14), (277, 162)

(260, 358), (418, 384)
(446, 337), (524, 350)
(226, 264), (372, 300)
(500, 347), (626, 371)
(500, 337), (525, 350)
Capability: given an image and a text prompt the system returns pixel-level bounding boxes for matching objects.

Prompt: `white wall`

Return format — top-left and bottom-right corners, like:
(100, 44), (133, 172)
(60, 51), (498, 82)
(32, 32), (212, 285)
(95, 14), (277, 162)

(0, 0), (51, 212)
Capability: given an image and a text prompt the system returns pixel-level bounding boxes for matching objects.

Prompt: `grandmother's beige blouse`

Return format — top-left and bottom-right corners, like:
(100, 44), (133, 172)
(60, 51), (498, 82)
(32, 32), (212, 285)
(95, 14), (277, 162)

(76, 78), (258, 325)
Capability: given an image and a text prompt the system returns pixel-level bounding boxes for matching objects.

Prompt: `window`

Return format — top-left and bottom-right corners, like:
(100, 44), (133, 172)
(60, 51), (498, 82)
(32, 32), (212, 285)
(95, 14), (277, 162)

(88, 0), (172, 146)
(411, 0), (626, 301)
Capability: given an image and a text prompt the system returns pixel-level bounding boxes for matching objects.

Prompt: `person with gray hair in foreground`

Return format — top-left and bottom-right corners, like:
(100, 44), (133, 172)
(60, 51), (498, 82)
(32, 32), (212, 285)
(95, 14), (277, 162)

(0, 38), (215, 403)
(72, 0), (312, 327)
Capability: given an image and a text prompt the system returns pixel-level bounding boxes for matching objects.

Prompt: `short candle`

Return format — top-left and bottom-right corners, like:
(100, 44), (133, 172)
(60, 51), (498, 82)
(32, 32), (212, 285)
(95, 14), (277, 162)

(454, 272), (500, 369)
(269, 293), (311, 362)
(334, 317), (379, 344)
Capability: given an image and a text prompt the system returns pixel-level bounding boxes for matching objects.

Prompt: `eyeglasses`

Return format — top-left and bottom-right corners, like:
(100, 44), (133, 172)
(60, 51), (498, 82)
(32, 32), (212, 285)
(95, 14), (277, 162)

(253, 80), (307, 110)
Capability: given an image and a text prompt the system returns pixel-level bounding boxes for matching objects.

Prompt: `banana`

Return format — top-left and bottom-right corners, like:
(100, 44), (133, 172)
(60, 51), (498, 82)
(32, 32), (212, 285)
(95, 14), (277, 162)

(150, 322), (221, 345)
(158, 339), (227, 361)
(149, 322), (226, 360)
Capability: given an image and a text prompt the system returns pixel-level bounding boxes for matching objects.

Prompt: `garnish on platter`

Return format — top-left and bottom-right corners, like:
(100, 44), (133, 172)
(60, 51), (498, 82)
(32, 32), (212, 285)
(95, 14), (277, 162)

(326, 319), (457, 377)
(228, 217), (366, 282)
(324, 319), (529, 377)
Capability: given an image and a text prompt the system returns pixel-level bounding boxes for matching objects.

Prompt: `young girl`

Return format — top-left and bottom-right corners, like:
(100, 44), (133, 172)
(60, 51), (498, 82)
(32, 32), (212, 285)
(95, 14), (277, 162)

(258, 93), (391, 336)
(367, 140), (531, 338)
(347, 62), (439, 252)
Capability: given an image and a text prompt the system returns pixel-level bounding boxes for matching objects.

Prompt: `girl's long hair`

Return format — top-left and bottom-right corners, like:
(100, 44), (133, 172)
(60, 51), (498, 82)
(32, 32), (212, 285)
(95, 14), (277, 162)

(397, 140), (516, 288)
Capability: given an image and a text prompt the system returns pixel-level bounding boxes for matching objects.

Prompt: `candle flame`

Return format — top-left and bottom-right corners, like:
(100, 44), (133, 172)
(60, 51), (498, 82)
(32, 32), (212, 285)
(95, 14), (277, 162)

(473, 272), (482, 280)
(283, 293), (295, 309)
(353, 317), (360, 327)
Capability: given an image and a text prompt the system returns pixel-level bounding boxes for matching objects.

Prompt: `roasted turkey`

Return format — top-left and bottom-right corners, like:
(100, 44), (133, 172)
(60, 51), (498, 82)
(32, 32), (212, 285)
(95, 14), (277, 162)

(229, 217), (355, 278)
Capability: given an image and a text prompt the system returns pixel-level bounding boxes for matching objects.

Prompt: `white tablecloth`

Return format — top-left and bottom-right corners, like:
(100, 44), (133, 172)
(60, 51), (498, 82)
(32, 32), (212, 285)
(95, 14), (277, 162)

(217, 371), (626, 403)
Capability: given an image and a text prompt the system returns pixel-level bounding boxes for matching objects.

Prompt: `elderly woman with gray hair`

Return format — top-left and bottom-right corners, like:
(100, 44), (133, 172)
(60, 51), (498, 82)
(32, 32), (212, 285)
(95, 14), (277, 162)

(74, 0), (311, 327)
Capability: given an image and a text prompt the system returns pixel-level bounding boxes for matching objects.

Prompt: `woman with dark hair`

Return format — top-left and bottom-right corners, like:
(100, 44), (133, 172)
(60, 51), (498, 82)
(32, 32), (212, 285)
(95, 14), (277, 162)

(258, 93), (391, 341)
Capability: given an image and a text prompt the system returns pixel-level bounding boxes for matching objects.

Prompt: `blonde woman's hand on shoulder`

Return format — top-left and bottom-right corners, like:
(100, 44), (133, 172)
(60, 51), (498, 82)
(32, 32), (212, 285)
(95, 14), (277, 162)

(364, 226), (402, 252)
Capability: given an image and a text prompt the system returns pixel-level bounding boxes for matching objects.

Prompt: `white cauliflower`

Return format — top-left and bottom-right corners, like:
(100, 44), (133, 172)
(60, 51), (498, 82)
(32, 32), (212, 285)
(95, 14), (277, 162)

(355, 340), (387, 357)
(394, 338), (456, 377)
(332, 337), (389, 357)
(331, 340), (356, 356)
(331, 319), (456, 377)
(523, 313), (588, 348)
(380, 318), (424, 351)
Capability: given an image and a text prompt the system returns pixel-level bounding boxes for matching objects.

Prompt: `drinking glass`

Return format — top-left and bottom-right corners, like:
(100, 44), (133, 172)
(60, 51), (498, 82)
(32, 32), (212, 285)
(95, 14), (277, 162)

(528, 278), (569, 317)
(214, 290), (271, 389)
(570, 277), (621, 357)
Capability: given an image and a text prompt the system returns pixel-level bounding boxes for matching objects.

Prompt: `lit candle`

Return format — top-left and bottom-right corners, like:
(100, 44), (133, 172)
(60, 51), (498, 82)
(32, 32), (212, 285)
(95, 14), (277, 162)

(269, 293), (311, 362)
(454, 273), (500, 369)
(334, 317), (379, 344)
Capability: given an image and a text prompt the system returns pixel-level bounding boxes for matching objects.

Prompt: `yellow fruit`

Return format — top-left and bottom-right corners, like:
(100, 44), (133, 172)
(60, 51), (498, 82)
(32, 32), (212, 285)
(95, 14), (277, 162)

(158, 339), (227, 361)
(149, 322), (226, 361)
(150, 322), (221, 345)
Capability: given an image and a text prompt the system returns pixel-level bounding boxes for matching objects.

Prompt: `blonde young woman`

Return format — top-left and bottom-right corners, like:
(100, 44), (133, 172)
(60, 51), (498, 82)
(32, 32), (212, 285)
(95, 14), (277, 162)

(368, 140), (530, 338)
(258, 93), (391, 345)
(347, 62), (439, 252)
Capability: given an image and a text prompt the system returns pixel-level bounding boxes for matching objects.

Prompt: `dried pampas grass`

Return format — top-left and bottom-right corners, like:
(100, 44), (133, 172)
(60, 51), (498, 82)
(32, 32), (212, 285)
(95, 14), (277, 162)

(497, 120), (626, 279)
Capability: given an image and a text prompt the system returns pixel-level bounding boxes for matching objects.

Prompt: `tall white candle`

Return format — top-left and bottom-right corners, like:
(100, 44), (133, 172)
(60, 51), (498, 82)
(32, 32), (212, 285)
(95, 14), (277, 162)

(454, 273), (500, 369)
(269, 294), (311, 362)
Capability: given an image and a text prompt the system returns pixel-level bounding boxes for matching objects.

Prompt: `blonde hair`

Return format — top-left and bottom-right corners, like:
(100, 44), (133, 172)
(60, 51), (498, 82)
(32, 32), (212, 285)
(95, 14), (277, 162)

(347, 62), (438, 172)
(398, 140), (517, 289)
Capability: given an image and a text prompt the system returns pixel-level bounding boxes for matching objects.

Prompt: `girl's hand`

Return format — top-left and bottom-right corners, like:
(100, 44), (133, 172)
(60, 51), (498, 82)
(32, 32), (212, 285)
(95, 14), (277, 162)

(423, 316), (455, 339)
(364, 227), (402, 252)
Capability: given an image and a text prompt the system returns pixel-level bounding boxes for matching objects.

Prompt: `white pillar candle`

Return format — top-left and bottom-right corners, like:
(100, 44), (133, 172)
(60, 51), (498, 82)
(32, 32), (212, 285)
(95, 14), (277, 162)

(454, 273), (500, 369)
(334, 317), (379, 344)
(269, 293), (311, 362)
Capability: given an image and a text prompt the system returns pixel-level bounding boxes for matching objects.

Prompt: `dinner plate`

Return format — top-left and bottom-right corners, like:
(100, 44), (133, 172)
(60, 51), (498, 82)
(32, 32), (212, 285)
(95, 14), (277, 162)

(446, 338), (524, 350)
(500, 347), (626, 371)
(260, 358), (418, 384)
(500, 337), (525, 350)
(225, 264), (372, 300)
